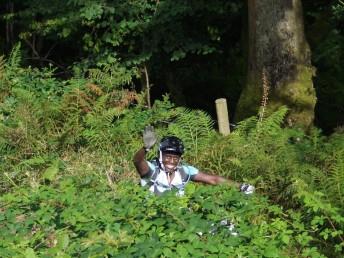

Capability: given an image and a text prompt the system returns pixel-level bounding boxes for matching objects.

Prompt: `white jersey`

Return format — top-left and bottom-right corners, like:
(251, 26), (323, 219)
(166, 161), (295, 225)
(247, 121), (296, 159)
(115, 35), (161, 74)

(140, 160), (199, 195)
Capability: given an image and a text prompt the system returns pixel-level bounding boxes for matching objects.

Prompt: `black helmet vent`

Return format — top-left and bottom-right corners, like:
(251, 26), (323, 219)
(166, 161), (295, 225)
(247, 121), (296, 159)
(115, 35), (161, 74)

(159, 136), (184, 155)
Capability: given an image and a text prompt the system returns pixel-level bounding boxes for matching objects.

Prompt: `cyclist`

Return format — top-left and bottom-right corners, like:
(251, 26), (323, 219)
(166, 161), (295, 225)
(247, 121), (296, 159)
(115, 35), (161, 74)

(133, 126), (255, 196)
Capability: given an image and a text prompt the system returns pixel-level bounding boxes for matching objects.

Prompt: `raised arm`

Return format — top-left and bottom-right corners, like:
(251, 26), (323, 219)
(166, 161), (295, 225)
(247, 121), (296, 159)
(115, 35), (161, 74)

(133, 148), (150, 177)
(133, 125), (157, 177)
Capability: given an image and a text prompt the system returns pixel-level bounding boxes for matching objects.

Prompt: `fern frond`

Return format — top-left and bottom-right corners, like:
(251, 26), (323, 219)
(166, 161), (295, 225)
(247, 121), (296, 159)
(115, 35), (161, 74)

(85, 107), (123, 128)
(0, 135), (11, 155)
(325, 150), (344, 206)
(166, 108), (214, 159)
(61, 88), (91, 114)
(255, 106), (288, 138)
(234, 116), (258, 137)
(12, 87), (35, 104)
(88, 63), (137, 91)
(0, 55), (5, 80)
(7, 43), (22, 69)
(83, 104), (126, 149)
(92, 95), (108, 113)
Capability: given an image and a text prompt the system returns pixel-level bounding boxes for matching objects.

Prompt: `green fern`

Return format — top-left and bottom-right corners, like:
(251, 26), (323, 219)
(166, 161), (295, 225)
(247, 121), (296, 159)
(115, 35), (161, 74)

(325, 150), (344, 206)
(255, 105), (288, 137)
(7, 43), (22, 70)
(12, 87), (35, 104)
(0, 127), (11, 155)
(166, 108), (215, 160)
(234, 106), (288, 139)
(88, 62), (138, 91)
(234, 116), (258, 137)
(83, 106), (124, 149)
(0, 55), (5, 80)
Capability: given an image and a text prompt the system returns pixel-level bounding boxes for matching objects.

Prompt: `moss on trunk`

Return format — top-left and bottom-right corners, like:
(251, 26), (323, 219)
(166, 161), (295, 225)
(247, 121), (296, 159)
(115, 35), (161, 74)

(236, 0), (317, 130)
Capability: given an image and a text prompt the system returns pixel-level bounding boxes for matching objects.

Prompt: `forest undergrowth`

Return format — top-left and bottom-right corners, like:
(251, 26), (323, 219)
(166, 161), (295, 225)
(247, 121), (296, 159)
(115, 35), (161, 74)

(0, 47), (343, 257)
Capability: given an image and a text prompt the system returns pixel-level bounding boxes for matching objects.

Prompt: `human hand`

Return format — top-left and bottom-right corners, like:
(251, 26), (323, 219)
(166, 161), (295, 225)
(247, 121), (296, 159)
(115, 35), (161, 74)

(143, 125), (157, 151)
(240, 183), (255, 194)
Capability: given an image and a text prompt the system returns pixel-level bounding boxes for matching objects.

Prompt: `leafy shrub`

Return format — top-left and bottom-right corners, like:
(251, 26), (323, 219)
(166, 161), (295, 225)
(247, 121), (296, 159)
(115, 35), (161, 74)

(1, 47), (343, 256)
(0, 177), (330, 258)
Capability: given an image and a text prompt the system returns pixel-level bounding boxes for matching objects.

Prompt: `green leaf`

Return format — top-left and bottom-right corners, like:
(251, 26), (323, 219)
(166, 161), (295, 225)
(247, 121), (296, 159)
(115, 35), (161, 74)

(207, 245), (218, 253)
(281, 235), (290, 244)
(20, 156), (46, 166)
(43, 160), (59, 181)
(24, 248), (38, 258)
(61, 28), (71, 38)
(163, 248), (173, 257)
(57, 232), (70, 250)
(176, 245), (188, 257)
(263, 246), (279, 257)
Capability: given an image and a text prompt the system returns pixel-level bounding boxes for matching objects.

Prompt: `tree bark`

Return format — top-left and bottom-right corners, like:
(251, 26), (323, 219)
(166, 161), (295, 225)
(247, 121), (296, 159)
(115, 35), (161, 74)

(5, 1), (14, 50)
(236, 0), (316, 129)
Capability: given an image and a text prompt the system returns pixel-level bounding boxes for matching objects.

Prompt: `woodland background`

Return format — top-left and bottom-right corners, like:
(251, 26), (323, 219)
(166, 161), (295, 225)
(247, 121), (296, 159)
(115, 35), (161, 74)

(0, 1), (344, 257)
(1, 0), (343, 132)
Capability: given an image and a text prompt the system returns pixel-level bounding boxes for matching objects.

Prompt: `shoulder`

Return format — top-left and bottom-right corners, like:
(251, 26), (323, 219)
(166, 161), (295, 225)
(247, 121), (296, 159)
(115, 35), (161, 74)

(147, 159), (156, 169)
(141, 159), (158, 179)
(180, 163), (199, 176)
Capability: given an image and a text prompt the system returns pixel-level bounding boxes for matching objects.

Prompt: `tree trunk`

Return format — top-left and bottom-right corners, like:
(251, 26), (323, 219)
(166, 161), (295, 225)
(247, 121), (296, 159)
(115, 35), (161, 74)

(236, 0), (316, 129)
(5, 1), (14, 50)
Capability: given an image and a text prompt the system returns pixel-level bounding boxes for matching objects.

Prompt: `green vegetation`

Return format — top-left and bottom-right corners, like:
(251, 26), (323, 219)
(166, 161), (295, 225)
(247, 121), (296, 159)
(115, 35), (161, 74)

(2, 1), (343, 132)
(0, 179), (335, 257)
(1, 1), (344, 256)
(0, 48), (343, 257)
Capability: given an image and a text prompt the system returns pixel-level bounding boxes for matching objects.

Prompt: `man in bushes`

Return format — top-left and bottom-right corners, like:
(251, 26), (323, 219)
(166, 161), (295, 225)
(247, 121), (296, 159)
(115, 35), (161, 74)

(133, 126), (254, 196)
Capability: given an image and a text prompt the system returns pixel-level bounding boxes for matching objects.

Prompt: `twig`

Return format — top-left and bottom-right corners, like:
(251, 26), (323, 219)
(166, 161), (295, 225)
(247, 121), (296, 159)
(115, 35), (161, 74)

(154, 0), (160, 14)
(43, 42), (58, 59)
(105, 165), (116, 191)
(4, 172), (19, 188)
(325, 215), (344, 243)
(25, 57), (68, 72)
(143, 65), (151, 108)
(23, 38), (40, 58)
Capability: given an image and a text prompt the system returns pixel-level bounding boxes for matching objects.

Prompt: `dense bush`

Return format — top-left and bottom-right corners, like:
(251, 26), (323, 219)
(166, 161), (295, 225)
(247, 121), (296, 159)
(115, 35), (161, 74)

(0, 177), (334, 257)
(0, 51), (343, 256)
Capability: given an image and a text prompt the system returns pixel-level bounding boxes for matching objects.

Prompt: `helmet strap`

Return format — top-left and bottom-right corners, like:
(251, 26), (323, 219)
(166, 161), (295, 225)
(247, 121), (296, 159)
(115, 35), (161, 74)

(158, 150), (164, 170)
(159, 150), (182, 174)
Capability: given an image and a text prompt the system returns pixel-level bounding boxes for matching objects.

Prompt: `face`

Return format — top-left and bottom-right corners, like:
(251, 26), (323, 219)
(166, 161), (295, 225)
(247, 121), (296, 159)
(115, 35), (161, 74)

(162, 153), (181, 173)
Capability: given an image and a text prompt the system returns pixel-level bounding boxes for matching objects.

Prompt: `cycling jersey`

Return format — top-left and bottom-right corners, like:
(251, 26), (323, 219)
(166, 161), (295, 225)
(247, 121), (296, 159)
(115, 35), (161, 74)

(140, 159), (199, 195)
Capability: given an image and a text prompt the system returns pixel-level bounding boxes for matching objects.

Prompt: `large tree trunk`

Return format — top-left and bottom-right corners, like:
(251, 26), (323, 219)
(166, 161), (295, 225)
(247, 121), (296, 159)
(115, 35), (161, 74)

(5, 1), (15, 51)
(236, 0), (316, 129)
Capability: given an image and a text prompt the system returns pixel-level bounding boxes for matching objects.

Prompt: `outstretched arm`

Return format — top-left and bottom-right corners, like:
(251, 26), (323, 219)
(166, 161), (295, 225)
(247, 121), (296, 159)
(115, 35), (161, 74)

(193, 172), (255, 194)
(192, 172), (240, 188)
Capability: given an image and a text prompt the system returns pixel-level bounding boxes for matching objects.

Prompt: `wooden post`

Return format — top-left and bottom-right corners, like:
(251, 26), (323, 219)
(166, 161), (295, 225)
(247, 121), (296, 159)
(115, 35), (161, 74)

(215, 98), (230, 136)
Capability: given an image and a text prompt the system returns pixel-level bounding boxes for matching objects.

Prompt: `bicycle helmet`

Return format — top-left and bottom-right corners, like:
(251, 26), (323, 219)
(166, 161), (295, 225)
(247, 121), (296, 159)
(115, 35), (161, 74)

(159, 136), (184, 156)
